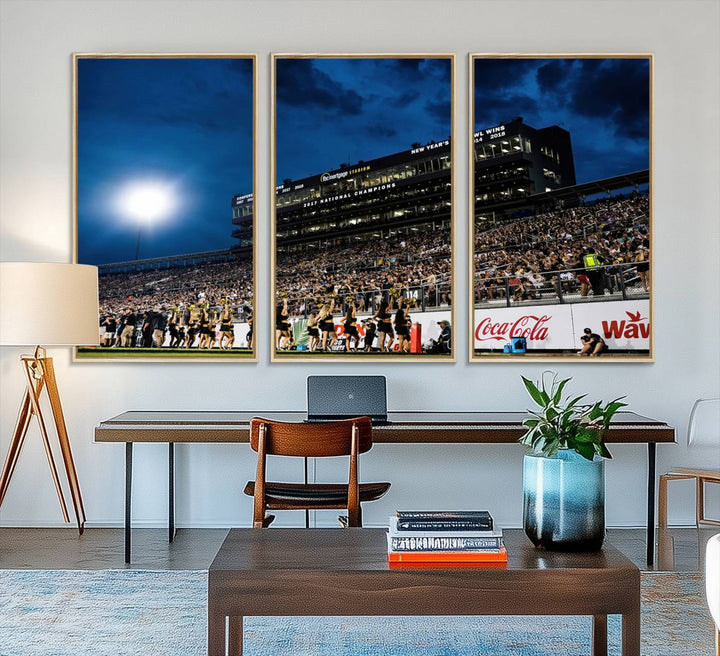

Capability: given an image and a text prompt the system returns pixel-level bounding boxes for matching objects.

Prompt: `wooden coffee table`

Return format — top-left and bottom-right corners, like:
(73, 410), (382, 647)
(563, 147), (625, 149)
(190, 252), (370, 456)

(208, 528), (640, 656)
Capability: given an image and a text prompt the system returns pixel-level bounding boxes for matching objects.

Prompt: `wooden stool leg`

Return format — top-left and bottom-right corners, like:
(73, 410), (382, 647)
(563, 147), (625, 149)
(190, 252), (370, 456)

(658, 474), (669, 528)
(228, 616), (243, 655)
(592, 615), (608, 656)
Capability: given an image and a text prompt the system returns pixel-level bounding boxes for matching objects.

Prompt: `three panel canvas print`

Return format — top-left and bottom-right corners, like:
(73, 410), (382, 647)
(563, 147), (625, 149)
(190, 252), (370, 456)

(73, 53), (651, 362)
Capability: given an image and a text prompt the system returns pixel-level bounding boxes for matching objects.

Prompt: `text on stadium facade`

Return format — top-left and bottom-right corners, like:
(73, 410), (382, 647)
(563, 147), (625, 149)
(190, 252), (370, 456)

(232, 193), (253, 207)
(302, 182), (397, 207)
(474, 124), (507, 144)
(277, 183), (306, 194)
(411, 139), (450, 155)
(320, 165), (371, 183)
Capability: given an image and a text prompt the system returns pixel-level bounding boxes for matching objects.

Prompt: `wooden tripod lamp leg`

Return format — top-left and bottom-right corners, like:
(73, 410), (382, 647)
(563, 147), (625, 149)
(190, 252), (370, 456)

(0, 390), (34, 506)
(41, 357), (86, 533)
(0, 353), (85, 534)
(20, 356), (71, 524)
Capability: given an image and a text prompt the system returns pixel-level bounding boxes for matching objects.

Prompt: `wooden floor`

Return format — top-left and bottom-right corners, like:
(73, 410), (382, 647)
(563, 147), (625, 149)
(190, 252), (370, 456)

(0, 526), (716, 571)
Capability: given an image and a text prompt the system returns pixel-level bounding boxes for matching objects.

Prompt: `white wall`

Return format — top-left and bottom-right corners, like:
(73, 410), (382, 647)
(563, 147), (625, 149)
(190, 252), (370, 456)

(1, 0), (718, 530)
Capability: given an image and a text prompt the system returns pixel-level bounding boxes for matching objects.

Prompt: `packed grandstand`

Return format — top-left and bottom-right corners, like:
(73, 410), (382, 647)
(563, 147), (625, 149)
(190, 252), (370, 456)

(474, 192), (650, 306)
(88, 117), (649, 353)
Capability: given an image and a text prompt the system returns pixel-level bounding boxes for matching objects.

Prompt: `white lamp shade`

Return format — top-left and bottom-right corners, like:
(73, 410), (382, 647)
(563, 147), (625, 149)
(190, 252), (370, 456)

(0, 262), (99, 346)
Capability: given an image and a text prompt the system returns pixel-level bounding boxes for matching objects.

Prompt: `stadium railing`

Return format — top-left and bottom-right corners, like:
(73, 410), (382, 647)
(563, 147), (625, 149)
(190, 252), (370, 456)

(473, 261), (650, 308)
(282, 274), (452, 319)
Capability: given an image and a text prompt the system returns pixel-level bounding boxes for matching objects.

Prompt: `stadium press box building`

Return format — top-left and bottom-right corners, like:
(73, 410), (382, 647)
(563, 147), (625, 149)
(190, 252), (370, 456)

(473, 117), (576, 224)
(231, 118), (575, 253)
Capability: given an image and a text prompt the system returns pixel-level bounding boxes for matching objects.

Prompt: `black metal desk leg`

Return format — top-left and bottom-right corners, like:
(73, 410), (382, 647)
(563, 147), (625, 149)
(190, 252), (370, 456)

(125, 442), (133, 564)
(169, 443), (175, 542)
(304, 456), (310, 529)
(647, 442), (656, 566)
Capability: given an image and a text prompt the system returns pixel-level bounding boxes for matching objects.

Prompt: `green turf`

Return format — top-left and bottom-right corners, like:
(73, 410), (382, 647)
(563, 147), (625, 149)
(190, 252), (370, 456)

(274, 350), (451, 357)
(76, 347), (253, 359)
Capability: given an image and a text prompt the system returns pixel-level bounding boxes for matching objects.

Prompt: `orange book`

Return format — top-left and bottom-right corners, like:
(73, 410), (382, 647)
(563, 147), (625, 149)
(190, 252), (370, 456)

(388, 545), (507, 564)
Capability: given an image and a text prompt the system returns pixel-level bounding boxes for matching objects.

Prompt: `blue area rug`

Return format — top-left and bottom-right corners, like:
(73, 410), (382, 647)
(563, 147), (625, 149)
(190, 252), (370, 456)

(0, 569), (714, 656)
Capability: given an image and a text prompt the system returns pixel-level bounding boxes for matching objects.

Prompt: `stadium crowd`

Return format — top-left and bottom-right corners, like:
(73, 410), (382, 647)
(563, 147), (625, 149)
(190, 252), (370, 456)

(89, 190), (649, 350)
(275, 227), (452, 317)
(95, 258), (253, 349)
(473, 193), (650, 303)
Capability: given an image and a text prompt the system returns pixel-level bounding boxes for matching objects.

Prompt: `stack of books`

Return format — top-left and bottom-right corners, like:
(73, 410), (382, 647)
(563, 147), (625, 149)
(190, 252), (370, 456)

(387, 510), (507, 567)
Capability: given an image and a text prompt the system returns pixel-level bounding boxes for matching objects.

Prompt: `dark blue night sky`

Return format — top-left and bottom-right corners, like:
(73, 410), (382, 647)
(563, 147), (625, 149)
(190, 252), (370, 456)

(77, 57), (253, 265)
(474, 57), (650, 184)
(276, 57), (452, 182)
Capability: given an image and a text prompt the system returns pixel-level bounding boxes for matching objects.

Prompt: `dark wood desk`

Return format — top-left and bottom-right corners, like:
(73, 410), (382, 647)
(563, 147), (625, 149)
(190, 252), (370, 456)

(94, 411), (675, 564)
(207, 528), (641, 656)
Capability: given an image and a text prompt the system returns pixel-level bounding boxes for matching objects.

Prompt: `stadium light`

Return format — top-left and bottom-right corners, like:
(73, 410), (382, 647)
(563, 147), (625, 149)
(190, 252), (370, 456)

(119, 182), (175, 260)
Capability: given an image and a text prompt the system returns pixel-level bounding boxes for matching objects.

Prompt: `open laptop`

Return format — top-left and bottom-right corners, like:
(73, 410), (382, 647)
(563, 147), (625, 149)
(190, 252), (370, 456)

(306, 375), (389, 425)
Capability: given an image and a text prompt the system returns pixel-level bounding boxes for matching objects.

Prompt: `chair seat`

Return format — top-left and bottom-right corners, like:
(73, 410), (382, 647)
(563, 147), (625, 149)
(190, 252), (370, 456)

(244, 481), (390, 508)
(664, 467), (720, 480)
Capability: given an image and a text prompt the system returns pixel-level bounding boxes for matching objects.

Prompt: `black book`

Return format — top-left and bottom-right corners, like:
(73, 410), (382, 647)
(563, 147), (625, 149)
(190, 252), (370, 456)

(395, 510), (493, 532)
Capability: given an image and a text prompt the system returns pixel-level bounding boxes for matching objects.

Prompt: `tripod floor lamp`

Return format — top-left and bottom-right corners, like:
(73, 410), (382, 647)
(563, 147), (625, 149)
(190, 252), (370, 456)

(0, 262), (99, 533)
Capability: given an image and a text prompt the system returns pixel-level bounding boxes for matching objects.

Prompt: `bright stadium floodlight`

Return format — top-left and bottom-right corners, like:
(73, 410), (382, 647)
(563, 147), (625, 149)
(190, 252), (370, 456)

(119, 181), (175, 259)
(123, 183), (173, 223)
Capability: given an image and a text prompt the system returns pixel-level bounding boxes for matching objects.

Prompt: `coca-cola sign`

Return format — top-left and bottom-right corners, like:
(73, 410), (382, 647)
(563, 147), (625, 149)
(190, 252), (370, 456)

(475, 314), (551, 342)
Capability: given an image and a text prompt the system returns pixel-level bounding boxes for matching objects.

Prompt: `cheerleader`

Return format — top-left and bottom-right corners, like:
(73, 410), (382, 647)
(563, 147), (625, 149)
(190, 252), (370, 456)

(306, 308), (320, 352)
(245, 313), (253, 349)
(394, 298), (411, 353)
(219, 304), (235, 349)
(371, 297), (394, 352)
(318, 299), (337, 351)
(184, 313), (198, 348)
(276, 298), (291, 350)
(168, 308), (181, 348)
(198, 307), (214, 349)
(342, 301), (359, 352)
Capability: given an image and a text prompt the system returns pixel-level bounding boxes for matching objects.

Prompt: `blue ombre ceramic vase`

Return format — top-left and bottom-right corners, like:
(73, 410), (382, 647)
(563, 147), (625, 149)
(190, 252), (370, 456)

(523, 449), (606, 551)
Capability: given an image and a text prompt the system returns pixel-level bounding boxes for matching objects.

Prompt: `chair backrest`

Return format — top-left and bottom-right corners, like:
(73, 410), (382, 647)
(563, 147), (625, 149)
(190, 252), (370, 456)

(706, 532), (720, 634)
(249, 417), (373, 457)
(688, 398), (720, 447)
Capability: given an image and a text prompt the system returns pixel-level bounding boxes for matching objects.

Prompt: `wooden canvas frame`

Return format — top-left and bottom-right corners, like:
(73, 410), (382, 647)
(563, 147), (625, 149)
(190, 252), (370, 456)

(469, 53), (654, 362)
(73, 53), (257, 362)
(271, 53), (455, 362)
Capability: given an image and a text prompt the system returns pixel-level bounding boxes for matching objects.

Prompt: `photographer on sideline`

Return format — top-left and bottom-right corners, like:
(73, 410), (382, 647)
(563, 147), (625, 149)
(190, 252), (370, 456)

(578, 327), (607, 356)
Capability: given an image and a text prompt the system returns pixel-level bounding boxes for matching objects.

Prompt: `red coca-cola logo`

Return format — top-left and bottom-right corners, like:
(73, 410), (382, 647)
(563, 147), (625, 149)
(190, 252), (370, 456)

(475, 315), (551, 342)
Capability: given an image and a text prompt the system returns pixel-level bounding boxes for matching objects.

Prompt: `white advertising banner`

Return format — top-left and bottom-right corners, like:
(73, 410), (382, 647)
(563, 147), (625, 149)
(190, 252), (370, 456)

(473, 300), (650, 352)
(474, 306), (574, 351)
(572, 300), (650, 350)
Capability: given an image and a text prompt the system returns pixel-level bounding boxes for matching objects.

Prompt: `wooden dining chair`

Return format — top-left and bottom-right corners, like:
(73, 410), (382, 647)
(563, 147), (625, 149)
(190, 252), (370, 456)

(658, 398), (720, 529)
(243, 416), (390, 528)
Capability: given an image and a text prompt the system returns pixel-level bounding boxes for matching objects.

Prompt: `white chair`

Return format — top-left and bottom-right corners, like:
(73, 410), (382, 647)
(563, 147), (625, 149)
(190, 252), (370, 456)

(707, 533), (720, 656)
(659, 398), (720, 527)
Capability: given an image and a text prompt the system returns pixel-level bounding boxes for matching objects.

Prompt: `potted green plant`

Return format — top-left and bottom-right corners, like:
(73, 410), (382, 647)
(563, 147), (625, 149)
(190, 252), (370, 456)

(519, 372), (626, 551)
